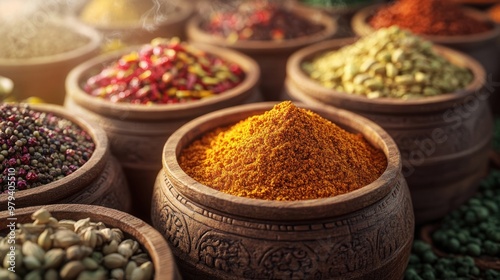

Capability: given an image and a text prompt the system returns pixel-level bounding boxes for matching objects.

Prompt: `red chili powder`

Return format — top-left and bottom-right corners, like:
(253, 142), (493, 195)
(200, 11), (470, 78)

(369, 0), (491, 36)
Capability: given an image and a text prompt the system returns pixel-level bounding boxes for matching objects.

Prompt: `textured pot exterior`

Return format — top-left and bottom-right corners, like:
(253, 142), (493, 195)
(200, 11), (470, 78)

(64, 44), (261, 221)
(151, 102), (414, 280)
(0, 204), (180, 280)
(285, 39), (493, 224)
(0, 103), (131, 212)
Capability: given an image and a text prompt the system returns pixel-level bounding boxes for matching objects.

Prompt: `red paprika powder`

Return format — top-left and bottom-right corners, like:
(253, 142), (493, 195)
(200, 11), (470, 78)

(369, 0), (491, 36)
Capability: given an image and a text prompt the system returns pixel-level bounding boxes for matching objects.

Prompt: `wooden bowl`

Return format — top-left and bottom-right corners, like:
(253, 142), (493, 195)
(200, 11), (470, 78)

(0, 204), (180, 280)
(64, 43), (260, 221)
(0, 103), (131, 211)
(0, 17), (101, 105)
(186, 3), (337, 101)
(351, 4), (500, 88)
(285, 38), (493, 224)
(152, 102), (414, 279)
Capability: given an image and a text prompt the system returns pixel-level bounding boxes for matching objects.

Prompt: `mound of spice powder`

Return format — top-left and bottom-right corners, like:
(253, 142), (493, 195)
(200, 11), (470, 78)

(84, 37), (245, 104)
(0, 104), (95, 191)
(201, 0), (325, 42)
(179, 101), (387, 201)
(369, 0), (491, 36)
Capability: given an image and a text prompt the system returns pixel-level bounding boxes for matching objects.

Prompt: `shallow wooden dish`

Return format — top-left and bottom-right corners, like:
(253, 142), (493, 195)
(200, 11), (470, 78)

(64, 43), (260, 221)
(0, 204), (181, 280)
(152, 101), (414, 279)
(285, 38), (493, 224)
(0, 103), (131, 211)
(0, 17), (101, 105)
(187, 3), (337, 101)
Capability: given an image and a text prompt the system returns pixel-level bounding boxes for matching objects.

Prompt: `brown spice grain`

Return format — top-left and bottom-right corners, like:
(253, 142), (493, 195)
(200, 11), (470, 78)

(179, 101), (387, 201)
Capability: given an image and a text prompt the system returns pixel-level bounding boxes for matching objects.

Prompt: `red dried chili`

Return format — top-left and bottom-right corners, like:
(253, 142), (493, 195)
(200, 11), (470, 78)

(369, 0), (491, 36)
(201, 0), (325, 41)
(84, 37), (245, 104)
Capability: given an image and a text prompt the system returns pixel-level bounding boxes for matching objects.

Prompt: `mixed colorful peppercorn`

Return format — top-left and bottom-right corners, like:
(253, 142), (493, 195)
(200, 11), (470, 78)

(84, 37), (245, 104)
(201, 0), (325, 42)
(0, 104), (95, 191)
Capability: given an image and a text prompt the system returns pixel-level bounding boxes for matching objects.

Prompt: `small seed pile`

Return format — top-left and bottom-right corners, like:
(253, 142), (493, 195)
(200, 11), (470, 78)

(431, 169), (500, 259)
(0, 104), (95, 191)
(0, 208), (154, 280)
(201, 0), (325, 42)
(0, 21), (89, 59)
(84, 37), (245, 104)
(405, 240), (499, 280)
(302, 26), (473, 99)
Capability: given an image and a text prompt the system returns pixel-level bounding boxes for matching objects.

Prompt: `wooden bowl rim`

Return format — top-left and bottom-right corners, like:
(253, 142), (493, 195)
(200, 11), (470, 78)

(162, 101), (402, 221)
(65, 42), (260, 121)
(0, 17), (102, 66)
(286, 38), (486, 113)
(77, 0), (194, 30)
(0, 204), (177, 280)
(186, 4), (338, 52)
(0, 103), (109, 206)
(351, 3), (500, 43)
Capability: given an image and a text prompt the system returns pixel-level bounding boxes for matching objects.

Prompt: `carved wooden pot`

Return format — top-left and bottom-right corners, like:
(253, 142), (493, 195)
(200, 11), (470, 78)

(152, 102), (414, 280)
(64, 44), (260, 221)
(351, 4), (500, 90)
(0, 204), (180, 280)
(0, 103), (131, 212)
(186, 3), (337, 101)
(285, 38), (493, 224)
(0, 18), (101, 104)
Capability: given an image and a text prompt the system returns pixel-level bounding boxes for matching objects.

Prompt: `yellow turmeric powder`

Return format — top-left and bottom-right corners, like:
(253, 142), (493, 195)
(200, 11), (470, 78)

(179, 101), (387, 201)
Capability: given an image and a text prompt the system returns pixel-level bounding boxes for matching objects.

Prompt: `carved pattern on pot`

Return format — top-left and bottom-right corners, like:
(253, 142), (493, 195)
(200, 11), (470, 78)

(325, 236), (375, 277)
(197, 232), (251, 275)
(258, 245), (319, 279)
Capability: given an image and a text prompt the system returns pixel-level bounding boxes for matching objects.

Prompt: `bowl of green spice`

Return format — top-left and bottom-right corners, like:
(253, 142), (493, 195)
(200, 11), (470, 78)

(152, 101), (414, 279)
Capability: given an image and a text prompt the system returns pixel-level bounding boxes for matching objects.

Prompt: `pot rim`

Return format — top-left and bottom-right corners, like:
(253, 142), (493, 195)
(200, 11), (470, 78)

(0, 17), (102, 66)
(77, 0), (193, 30)
(186, 4), (338, 53)
(162, 101), (402, 221)
(351, 3), (500, 44)
(65, 42), (260, 121)
(0, 204), (177, 280)
(0, 103), (109, 207)
(286, 38), (487, 113)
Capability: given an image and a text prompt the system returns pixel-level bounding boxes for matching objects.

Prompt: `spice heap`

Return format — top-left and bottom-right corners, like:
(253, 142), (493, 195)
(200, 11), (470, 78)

(489, 4), (500, 24)
(0, 104), (95, 191)
(431, 169), (500, 259)
(0, 208), (154, 280)
(201, 0), (325, 42)
(302, 26), (473, 99)
(80, 0), (178, 27)
(84, 37), (245, 104)
(0, 21), (89, 59)
(179, 101), (387, 200)
(369, 0), (491, 36)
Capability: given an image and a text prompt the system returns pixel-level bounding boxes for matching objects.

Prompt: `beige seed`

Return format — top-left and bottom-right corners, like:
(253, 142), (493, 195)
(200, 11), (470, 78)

(52, 230), (80, 249)
(47, 217), (59, 229)
(24, 270), (42, 280)
(44, 248), (65, 269)
(22, 241), (45, 263)
(111, 268), (125, 280)
(140, 261), (153, 280)
(102, 240), (119, 255)
(38, 229), (53, 251)
(81, 257), (99, 270)
(130, 267), (145, 280)
(103, 253), (127, 269)
(23, 255), (41, 270)
(125, 261), (137, 279)
(76, 269), (107, 280)
(57, 220), (76, 231)
(44, 269), (58, 280)
(60, 261), (86, 280)
(19, 224), (45, 235)
(0, 269), (17, 280)
(31, 208), (52, 224)
(81, 230), (97, 249)
(100, 229), (112, 241)
(131, 253), (150, 266)
(74, 218), (91, 234)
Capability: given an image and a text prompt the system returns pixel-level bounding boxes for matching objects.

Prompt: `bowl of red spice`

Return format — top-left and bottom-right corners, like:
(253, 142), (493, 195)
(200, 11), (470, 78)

(351, 0), (500, 83)
(187, 0), (337, 101)
(152, 101), (414, 279)
(64, 37), (260, 221)
(0, 103), (131, 212)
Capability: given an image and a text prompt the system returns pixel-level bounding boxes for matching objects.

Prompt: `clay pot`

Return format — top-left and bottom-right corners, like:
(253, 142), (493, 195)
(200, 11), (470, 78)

(0, 103), (131, 211)
(0, 204), (180, 280)
(186, 3), (337, 101)
(77, 0), (193, 44)
(351, 4), (500, 96)
(64, 43), (260, 221)
(152, 102), (414, 280)
(285, 38), (493, 224)
(0, 18), (101, 105)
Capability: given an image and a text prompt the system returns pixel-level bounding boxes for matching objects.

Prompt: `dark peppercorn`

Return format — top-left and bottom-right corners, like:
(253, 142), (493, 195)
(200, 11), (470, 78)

(0, 104), (95, 191)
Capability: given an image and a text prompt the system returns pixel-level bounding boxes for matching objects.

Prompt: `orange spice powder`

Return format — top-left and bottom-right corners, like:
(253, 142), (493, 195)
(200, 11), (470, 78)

(179, 101), (387, 201)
